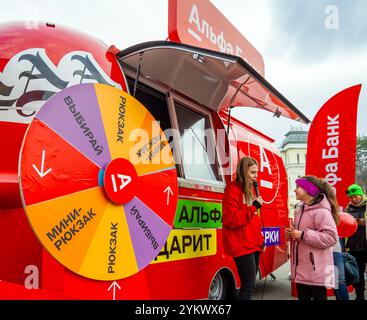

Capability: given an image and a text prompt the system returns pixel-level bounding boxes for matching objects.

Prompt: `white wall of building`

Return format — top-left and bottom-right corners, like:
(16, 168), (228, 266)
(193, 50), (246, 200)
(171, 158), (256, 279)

(280, 136), (307, 217)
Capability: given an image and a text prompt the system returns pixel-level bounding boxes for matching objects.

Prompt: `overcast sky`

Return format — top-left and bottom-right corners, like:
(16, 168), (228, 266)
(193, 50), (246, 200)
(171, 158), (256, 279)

(1, 0), (366, 146)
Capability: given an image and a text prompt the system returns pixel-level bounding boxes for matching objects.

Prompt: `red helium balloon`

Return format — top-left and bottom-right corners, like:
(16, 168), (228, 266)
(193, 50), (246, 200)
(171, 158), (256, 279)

(337, 212), (358, 237)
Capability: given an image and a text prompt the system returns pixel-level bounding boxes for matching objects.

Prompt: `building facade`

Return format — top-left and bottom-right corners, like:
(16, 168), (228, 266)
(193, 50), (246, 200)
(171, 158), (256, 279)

(280, 128), (308, 216)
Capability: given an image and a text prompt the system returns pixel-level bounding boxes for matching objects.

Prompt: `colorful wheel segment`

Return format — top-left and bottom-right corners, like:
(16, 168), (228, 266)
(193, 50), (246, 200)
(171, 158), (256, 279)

(19, 83), (178, 281)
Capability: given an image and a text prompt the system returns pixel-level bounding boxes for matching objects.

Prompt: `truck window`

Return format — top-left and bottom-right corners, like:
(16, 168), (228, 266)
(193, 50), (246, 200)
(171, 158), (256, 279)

(174, 101), (223, 184)
(126, 78), (223, 186)
(126, 78), (182, 175)
(126, 79), (171, 132)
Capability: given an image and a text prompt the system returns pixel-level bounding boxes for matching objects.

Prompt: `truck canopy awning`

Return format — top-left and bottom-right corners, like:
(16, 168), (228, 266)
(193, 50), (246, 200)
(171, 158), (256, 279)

(115, 41), (310, 124)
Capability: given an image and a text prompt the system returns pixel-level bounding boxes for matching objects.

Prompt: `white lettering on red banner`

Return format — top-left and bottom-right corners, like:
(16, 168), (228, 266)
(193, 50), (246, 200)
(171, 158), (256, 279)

(321, 114), (342, 186)
(188, 4), (259, 74)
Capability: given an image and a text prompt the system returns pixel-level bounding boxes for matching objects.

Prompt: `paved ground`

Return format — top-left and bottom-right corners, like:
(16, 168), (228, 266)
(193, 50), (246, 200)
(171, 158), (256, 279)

(252, 260), (365, 300)
(253, 260), (296, 300)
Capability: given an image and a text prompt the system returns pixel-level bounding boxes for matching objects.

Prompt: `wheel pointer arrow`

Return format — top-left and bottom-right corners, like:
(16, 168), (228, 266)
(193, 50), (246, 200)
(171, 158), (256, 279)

(108, 281), (121, 300)
(164, 186), (173, 205)
(32, 150), (52, 178)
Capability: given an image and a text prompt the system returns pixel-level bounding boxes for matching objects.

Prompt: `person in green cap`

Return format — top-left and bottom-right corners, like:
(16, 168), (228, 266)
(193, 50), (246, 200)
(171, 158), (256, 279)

(345, 183), (367, 300)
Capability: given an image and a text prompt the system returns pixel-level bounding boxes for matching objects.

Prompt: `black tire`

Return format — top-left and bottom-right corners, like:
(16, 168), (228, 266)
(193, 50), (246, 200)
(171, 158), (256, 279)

(208, 270), (235, 300)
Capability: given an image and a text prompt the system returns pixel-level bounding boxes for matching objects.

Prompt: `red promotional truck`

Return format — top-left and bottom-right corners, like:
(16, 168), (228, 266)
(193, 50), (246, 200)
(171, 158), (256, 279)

(0, 0), (310, 300)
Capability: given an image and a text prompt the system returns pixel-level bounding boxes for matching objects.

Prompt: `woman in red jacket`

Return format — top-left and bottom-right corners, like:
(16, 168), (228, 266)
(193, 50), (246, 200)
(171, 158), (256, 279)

(222, 156), (264, 300)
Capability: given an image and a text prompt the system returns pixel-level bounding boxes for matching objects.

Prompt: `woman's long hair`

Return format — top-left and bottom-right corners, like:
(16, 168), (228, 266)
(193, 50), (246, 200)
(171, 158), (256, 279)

(302, 175), (340, 225)
(235, 157), (258, 205)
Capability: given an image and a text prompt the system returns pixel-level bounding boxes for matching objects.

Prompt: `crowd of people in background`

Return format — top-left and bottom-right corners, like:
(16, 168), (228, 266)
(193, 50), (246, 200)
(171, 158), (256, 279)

(222, 156), (366, 300)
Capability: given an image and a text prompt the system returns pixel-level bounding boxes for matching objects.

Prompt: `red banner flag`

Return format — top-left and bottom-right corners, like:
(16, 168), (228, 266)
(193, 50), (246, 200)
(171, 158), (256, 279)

(168, 0), (264, 75)
(306, 84), (362, 210)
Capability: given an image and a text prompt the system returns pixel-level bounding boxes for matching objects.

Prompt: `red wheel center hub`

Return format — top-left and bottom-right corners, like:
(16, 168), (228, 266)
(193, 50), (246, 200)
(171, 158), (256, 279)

(103, 158), (138, 205)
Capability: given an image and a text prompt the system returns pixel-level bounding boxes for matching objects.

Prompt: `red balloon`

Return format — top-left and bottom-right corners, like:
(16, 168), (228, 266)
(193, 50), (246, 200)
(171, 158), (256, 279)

(337, 212), (358, 237)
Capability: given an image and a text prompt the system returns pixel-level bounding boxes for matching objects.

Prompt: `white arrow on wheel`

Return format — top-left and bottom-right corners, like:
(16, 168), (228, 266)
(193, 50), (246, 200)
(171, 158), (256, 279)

(164, 186), (173, 205)
(108, 281), (121, 300)
(32, 150), (52, 178)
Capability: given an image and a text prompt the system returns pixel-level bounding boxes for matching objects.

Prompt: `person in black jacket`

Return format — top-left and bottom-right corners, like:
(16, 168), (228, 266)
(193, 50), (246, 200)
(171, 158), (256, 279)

(345, 184), (367, 300)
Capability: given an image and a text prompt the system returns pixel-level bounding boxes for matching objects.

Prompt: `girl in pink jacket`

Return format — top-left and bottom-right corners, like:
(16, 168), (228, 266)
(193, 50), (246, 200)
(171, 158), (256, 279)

(286, 176), (339, 300)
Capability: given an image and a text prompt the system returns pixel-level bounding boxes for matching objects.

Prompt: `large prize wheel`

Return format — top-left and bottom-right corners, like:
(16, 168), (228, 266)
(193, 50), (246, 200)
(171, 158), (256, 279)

(19, 83), (178, 281)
